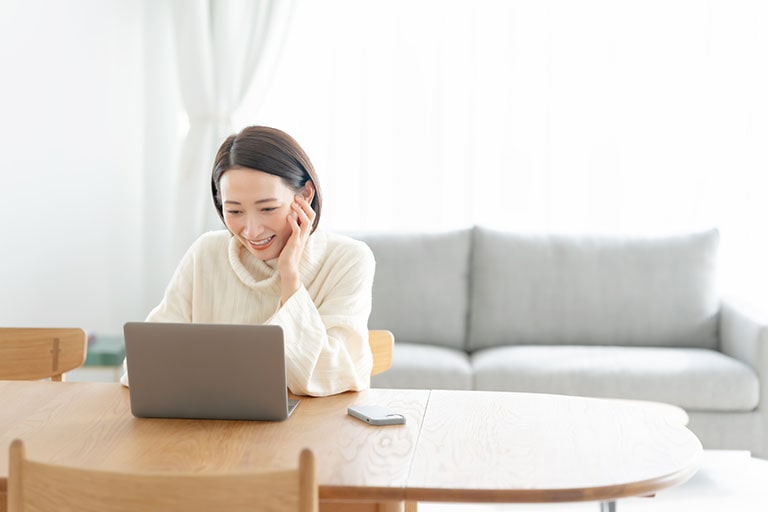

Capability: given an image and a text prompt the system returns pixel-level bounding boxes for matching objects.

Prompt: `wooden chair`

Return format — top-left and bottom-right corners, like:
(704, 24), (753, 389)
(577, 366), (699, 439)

(0, 328), (87, 381)
(368, 330), (394, 376)
(8, 438), (318, 512)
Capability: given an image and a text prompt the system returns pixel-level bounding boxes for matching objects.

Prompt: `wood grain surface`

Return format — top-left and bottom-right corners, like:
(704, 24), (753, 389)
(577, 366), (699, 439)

(0, 382), (702, 510)
(406, 390), (702, 503)
(0, 381), (427, 510)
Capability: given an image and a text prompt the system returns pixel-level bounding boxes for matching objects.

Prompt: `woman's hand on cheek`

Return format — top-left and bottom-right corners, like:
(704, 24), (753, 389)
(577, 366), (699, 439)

(278, 195), (315, 304)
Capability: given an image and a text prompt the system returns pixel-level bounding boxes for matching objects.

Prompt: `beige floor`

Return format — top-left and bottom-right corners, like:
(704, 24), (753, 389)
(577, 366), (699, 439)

(419, 451), (768, 511)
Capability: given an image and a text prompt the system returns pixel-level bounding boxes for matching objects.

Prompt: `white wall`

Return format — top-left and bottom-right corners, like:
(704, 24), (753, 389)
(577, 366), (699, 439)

(0, 0), (146, 335)
(140, 1), (185, 318)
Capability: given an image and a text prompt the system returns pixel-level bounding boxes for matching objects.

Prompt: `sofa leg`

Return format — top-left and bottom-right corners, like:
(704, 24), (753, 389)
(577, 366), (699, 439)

(600, 501), (616, 512)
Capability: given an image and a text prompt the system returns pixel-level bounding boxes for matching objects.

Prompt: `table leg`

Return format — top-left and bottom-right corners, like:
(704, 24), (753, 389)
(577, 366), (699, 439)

(600, 501), (616, 512)
(377, 502), (403, 512)
(319, 500), (407, 512)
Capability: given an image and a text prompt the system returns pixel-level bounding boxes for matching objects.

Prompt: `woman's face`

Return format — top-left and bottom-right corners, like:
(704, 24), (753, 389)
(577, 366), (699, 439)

(219, 168), (297, 261)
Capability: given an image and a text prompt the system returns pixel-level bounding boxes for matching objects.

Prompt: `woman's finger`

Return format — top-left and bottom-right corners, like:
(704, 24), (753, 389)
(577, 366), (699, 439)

(295, 195), (316, 222)
(292, 200), (312, 236)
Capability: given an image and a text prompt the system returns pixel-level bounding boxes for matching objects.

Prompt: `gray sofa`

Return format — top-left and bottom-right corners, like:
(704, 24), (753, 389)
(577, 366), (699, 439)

(354, 227), (768, 458)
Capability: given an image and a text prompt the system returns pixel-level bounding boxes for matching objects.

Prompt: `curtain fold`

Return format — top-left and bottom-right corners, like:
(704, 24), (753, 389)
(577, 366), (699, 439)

(169, 0), (294, 261)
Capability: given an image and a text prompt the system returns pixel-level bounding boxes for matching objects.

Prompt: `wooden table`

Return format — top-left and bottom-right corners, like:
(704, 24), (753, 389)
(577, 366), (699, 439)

(0, 381), (702, 511)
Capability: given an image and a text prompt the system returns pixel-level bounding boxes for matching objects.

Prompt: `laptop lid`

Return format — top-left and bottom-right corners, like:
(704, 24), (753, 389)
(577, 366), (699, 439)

(123, 322), (299, 421)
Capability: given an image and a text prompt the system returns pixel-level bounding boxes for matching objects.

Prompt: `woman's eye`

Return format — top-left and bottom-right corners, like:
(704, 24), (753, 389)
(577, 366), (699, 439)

(225, 210), (242, 215)
(261, 207), (277, 213)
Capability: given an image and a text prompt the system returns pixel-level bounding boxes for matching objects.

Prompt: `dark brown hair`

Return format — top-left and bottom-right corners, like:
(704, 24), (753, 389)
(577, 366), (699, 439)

(211, 126), (322, 232)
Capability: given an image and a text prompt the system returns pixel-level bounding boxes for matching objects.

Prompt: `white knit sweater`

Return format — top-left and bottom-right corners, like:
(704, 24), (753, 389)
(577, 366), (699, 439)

(120, 229), (375, 396)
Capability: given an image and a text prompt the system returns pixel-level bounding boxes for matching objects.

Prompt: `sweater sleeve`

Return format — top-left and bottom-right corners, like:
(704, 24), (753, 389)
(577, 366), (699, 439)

(269, 242), (376, 396)
(144, 247), (195, 324)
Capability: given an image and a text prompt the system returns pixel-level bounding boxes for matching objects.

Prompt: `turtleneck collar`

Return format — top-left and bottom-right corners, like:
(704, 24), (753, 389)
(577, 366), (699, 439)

(227, 231), (328, 291)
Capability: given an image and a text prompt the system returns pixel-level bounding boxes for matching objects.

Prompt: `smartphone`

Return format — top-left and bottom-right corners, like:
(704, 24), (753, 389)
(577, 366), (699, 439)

(347, 405), (406, 426)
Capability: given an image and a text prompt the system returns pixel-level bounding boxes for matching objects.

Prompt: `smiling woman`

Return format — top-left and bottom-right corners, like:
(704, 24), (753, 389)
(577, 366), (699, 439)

(120, 126), (376, 397)
(211, 127), (323, 306)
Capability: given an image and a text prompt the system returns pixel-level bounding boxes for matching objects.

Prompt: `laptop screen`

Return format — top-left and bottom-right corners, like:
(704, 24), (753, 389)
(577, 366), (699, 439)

(123, 322), (298, 421)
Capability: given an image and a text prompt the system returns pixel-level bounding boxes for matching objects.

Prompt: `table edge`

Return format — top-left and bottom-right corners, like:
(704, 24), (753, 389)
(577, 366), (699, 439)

(404, 460), (702, 503)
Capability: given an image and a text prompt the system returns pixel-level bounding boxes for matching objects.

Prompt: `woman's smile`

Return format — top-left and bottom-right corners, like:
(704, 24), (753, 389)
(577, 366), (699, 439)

(246, 234), (276, 250)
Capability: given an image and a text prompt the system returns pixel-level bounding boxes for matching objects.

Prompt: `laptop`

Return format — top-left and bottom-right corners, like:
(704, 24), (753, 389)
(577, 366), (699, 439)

(123, 322), (299, 421)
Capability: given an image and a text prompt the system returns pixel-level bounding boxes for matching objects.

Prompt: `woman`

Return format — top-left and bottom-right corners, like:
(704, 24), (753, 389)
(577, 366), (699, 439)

(120, 126), (375, 396)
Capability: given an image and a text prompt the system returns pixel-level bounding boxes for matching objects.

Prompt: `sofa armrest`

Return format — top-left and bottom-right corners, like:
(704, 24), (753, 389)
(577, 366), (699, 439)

(720, 298), (768, 408)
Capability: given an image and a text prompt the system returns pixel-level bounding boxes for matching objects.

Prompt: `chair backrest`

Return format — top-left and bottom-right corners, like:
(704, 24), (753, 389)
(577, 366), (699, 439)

(0, 328), (87, 381)
(368, 330), (394, 376)
(8, 439), (318, 512)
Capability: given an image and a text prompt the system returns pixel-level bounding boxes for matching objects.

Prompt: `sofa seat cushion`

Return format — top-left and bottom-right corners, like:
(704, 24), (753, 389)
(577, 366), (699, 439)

(371, 343), (472, 390)
(468, 227), (721, 351)
(471, 345), (759, 412)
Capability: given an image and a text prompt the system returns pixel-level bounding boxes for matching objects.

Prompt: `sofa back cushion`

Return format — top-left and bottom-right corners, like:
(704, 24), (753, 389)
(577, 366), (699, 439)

(468, 227), (721, 351)
(353, 230), (472, 350)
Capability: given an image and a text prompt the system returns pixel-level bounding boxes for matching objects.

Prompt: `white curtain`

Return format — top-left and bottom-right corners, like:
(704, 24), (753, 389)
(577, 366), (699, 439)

(234, 0), (768, 306)
(169, 0), (294, 260)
